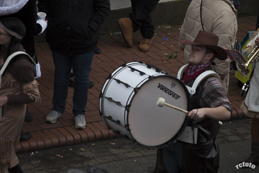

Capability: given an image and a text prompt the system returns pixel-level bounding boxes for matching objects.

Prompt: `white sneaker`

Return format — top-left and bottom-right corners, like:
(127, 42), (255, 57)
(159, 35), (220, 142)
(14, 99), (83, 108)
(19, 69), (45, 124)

(75, 114), (86, 130)
(46, 110), (62, 124)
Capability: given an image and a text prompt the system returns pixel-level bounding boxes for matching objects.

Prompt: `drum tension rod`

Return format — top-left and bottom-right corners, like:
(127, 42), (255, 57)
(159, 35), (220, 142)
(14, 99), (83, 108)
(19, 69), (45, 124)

(146, 63), (164, 73)
(146, 65), (152, 69)
(133, 87), (140, 94)
(127, 66), (145, 76)
(106, 115), (121, 125)
(113, 78), (131, 88)
(124, 124), (130, 131)
(148, 76), (155, 80)
(125, 105), (130, 111)
(105, 97), (123, 107)
(113, 130), (121, 135)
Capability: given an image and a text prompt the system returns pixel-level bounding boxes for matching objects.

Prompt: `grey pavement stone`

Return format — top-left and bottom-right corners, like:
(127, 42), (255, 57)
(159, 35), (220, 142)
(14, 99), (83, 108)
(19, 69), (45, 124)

(124, 151), (143, 158)
(109, 153), (128, 161)
(139, 149), (157, 156)
(226, 135), (242, 141)
(82, 160), (98, 167)
(239, 133), (251, 140)
(108, 148), (127, 154)
(220, 129), (239, 135)
(94, 156), (114, 163)
(235, 127), (251, 134)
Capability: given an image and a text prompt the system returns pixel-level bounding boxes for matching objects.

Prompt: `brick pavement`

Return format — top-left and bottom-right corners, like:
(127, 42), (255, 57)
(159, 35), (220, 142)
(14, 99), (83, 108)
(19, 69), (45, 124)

(18, 15), (257, 152)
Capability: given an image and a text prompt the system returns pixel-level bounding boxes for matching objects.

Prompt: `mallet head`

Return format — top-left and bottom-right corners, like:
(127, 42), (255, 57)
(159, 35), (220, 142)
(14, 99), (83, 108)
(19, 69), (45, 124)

(157, 97), (165, 107)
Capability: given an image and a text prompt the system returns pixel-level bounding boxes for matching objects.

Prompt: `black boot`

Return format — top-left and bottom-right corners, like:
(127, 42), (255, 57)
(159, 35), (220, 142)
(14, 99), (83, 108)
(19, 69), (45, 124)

(24, 108), (33, 122)
(20, 132), (32, 142)
(95, 46), (101, 54)
(241, 118), (259, 166)
(245, 153), (259, 166)
(245, 142), (259, 165)
(8, 164), (23, 173)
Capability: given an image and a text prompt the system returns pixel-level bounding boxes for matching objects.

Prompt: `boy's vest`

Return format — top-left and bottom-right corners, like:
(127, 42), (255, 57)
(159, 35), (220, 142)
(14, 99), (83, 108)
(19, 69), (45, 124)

(176, 64), (221, 144)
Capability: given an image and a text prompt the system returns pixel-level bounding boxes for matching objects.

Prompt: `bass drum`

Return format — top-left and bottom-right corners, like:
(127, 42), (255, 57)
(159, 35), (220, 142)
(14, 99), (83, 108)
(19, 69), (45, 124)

(99, 62), (190, 149)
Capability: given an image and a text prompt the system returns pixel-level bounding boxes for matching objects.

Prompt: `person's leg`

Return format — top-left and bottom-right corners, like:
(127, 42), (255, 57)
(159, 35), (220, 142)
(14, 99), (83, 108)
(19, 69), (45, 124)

(161, 142), (183, 173)
(52, 51), (71, 113)
(245, 118), (259, 165)
(153, 149), (168, 173)
(46, 51), (71, 123)
(182, 142), (219, 173)
(72, 50), (94, 129)
(130, 0), (159, 39)
(8, 164), (23, 173)
(69, 68), (94, 89)
(95, 46), (101, 54)
(20, 105), (32, 141)
(130, 0), (159, 52)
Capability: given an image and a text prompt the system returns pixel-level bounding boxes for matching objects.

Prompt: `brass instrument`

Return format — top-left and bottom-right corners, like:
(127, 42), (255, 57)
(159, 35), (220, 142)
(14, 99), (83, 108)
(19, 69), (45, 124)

(238, 44), (259, 74)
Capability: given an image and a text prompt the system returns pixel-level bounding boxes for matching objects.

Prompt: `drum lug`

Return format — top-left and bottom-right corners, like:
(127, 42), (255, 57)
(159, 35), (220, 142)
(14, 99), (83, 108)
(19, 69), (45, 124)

(125, 124), (130, 131)
(125, 105), (130, 111)
(113, 130), (121, 135)
(114, 78), (131, 88)
(148, 76), (155, 80)
(128, 66), (145, 76)
(146, 64), (152, 69)
(107, 73), (112, 79)
(105, 97), (123, 107)
(106, 115), (121, 125)
(133, 87), (140, 93)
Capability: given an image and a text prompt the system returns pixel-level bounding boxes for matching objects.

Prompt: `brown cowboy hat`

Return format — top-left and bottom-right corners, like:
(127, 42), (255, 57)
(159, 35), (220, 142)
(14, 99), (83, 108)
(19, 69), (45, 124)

(180, 31), (227, 60)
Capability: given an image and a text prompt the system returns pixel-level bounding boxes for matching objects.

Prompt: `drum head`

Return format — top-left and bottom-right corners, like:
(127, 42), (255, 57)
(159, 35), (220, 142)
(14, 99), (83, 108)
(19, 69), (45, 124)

(128, 75), (189, 148)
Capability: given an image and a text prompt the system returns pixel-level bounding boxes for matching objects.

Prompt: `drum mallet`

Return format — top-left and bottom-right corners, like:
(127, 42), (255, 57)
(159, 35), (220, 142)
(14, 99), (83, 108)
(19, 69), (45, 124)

(157, 97), (188, 114)
(156, 97), (223, 126)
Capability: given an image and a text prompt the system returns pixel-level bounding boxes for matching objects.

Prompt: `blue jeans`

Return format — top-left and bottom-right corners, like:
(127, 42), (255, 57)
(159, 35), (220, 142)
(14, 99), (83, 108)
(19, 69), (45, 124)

(51, 50), (94, 116)
(161, 142), (183, 173)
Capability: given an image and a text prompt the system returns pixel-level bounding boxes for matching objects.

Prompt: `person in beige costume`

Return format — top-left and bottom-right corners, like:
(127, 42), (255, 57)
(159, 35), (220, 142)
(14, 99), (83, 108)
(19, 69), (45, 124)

(240, 36), (259, 166)
(178, 0), (238, 93)
(0, 17), (40, 173)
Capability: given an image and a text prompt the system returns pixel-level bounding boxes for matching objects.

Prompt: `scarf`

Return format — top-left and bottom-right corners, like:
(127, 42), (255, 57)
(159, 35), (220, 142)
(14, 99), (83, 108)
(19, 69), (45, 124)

(183, 62), (212, 83)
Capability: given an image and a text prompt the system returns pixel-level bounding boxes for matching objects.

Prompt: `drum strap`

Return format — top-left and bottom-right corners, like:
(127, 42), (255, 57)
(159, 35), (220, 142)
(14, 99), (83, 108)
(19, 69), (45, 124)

(177, 64), (220, 96)
(177, 126), (198, 144)
(0, 51), (35, 118)
(176, 64), (220, 144)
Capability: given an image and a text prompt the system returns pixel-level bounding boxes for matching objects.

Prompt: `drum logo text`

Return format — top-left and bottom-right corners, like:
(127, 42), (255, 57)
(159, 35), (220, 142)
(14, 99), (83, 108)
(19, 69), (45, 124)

(157, 83), (180, 100)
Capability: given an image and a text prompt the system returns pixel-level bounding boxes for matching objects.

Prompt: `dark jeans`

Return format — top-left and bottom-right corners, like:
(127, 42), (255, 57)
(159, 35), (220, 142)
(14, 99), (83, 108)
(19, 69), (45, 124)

(129, 0), (159, 39)
(51, 50), (94, 116)
(161, 142), (183, 173)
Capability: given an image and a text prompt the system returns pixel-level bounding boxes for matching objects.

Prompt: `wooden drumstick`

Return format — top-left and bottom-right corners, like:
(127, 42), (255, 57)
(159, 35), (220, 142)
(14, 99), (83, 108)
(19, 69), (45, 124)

(157, 97), (188, 114)
(157, 97), (223, 125)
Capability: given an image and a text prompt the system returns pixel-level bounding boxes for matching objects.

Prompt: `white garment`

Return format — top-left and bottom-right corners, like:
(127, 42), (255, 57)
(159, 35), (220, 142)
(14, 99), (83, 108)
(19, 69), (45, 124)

(245, 60), (259, 113)
(0, 0), (29, 15)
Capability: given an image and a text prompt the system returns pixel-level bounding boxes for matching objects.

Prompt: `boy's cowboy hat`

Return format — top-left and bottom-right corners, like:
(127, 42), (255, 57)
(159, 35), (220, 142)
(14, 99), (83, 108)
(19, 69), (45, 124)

(180, 31), (227, 60)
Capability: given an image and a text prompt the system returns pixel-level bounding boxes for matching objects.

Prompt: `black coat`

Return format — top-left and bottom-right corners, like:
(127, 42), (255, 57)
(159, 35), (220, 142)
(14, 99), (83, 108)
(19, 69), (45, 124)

(38, 0), (110, 55)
